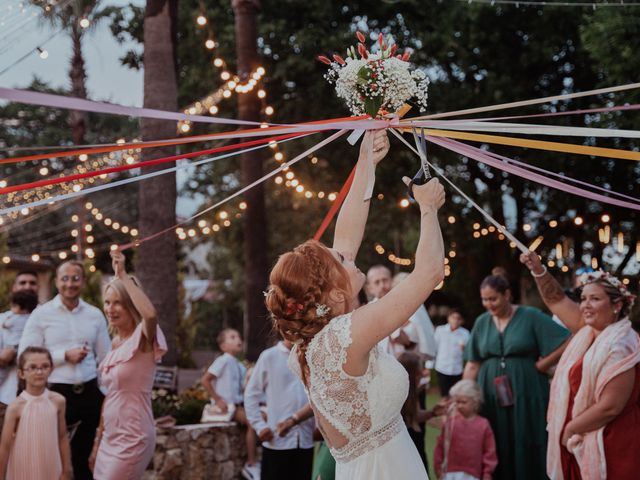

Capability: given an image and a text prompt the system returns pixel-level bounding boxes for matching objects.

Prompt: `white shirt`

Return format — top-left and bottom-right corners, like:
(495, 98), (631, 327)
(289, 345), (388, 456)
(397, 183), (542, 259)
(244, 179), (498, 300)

(245, 342), (314, 450)
(0, 311), (30, 404)
(410, 304), (437, 359)
(18, 295), (111, 384)
(433, 324), (470, 376)
(375, 301), (437, 360)
(207, 352), (246, 405)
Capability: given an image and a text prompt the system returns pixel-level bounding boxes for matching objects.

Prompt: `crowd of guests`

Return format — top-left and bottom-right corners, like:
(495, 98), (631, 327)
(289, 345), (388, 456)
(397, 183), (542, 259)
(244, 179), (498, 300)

(0, 251), (166, 480)
(202, 257), (639, 480)
(0, 251), (636, 480)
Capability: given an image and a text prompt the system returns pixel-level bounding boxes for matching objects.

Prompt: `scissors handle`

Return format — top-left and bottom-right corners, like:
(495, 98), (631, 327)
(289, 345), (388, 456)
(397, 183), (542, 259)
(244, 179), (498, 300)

(407, 167), (429, 200)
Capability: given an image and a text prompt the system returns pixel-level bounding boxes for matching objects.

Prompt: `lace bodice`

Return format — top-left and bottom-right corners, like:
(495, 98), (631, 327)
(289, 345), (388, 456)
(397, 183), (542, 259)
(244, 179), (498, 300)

(289, 313), (409, 462)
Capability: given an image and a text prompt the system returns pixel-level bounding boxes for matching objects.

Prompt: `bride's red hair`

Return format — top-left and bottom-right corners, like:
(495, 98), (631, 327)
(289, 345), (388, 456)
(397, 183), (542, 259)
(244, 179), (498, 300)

(265, 239), (352, 383)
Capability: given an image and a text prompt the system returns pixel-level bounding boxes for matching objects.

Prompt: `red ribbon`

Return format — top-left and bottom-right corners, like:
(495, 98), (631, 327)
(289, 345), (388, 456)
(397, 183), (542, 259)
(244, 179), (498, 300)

(313, 165), (357, 241)
(0, 131), (313, 196)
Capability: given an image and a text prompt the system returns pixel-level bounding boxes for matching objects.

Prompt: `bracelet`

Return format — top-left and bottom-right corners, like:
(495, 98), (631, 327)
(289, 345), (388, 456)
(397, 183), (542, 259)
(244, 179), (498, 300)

(530, 266), (548, 278)
(290, 413), (300, 424)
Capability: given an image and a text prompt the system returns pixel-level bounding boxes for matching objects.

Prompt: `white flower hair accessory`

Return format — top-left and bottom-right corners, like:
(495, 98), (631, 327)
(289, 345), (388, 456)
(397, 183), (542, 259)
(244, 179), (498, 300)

(579, 270), (636, 308)
(315, 303), (331, 318)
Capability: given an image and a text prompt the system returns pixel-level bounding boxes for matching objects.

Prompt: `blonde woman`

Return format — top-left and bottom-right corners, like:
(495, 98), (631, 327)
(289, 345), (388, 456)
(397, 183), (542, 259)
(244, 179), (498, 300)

(90, 250), (167, 480)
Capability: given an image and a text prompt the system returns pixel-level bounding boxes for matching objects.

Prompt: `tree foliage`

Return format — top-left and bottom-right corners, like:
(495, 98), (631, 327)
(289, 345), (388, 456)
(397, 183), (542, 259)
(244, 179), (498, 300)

(110, 1), (639, 324)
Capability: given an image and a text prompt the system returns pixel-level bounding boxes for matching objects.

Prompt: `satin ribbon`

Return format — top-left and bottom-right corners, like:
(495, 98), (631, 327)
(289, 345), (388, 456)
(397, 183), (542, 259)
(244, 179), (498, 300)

(399, 128), (640, 162)
(412, 82), (640, 120)
(0, 115), (370, 164)
(0, 87), (264, 126)
(120, 130), (347, 250)
(449, 103), (640, 123)
(0, 131), (312, 195)
(390, 129), (530, 253)
(431, 136), (640, 211)
(0, 134), (311, 216)
(406, 120), (640, 139)
(313, 166), (356, 241)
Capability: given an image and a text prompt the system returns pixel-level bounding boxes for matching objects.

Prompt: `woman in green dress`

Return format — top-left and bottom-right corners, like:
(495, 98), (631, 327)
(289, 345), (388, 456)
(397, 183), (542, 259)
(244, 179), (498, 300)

(463, 271), (570, 480)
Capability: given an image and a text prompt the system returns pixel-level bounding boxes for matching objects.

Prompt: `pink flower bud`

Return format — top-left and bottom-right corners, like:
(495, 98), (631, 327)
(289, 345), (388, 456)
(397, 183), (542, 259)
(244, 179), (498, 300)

(317, 55), (332, 65)
(390, 44), (398, 56)
(401, 52), (411, 62)
(356, 31), (366, 43)
(357, 43), (369, 59)
(333, 54), (346, 65)
(378, 33), (384, 45)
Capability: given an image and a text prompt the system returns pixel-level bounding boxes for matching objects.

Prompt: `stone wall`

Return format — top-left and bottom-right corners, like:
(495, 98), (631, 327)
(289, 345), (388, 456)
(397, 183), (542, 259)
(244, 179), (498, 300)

(143, 422), (247, 480)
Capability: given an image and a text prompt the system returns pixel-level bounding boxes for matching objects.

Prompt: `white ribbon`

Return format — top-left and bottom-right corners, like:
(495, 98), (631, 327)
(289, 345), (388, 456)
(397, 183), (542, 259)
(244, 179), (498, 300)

(390, 128), (529, 254)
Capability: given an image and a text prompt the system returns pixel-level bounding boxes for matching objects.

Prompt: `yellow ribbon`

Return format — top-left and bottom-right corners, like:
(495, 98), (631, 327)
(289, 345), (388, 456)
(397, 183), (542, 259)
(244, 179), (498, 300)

(399, 128), (640, 162)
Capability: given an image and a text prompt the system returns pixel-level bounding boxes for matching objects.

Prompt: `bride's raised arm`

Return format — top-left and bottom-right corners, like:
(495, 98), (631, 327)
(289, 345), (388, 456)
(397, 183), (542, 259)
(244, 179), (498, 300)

(348, 177), (445, 368)
(332, 130), (389, 261)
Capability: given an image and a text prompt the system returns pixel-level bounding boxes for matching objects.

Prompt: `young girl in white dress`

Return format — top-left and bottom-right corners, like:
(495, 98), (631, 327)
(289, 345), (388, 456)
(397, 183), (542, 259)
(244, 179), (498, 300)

(264, 130), (445, 480)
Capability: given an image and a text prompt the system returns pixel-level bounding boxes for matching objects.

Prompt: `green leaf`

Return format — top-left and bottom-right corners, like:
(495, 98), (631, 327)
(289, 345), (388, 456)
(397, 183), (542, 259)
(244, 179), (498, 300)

(357, 65), (371, 80)
(363, 96), (383, 118)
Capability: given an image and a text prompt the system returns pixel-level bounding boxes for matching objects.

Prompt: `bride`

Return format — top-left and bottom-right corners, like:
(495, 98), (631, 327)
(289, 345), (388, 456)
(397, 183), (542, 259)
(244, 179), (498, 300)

(264, 130), (444, 479)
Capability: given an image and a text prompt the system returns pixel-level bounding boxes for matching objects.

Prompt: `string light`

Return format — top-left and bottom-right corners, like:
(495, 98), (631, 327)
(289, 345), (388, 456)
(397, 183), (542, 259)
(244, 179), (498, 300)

(455, 0), (640, 6)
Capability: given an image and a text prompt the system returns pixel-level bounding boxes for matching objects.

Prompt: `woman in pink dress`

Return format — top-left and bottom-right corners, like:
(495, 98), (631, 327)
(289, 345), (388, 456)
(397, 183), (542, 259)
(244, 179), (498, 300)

(91, 250), (167, 480)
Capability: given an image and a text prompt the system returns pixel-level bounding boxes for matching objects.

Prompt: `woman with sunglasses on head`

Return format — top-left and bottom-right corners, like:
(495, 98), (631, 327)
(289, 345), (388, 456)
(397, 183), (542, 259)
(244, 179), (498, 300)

(521, 251), (640, 480)
(264, 130), (445, 480)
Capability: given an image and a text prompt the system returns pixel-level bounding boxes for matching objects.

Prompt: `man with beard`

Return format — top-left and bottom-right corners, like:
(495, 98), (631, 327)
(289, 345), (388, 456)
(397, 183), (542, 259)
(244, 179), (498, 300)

(19, 261), (111, 480)
(0, 271), (40, 427)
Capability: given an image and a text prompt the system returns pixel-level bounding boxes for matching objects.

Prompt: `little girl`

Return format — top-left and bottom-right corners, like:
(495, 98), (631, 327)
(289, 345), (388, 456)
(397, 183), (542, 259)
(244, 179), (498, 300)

(0, 346), (72, 480)
(434, 379), (497, 480)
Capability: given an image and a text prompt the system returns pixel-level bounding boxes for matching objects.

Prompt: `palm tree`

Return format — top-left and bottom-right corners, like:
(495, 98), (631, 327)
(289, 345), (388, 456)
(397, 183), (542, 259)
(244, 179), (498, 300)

(232, 0), (268, 361)
(33, 0), (107, 144)
(33, 0), (109, 259)
(137, 0), (179, 365)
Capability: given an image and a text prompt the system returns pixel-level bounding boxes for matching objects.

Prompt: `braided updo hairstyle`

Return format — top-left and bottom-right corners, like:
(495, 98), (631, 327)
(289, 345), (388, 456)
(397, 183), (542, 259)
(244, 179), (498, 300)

(265, 240), (352, 384)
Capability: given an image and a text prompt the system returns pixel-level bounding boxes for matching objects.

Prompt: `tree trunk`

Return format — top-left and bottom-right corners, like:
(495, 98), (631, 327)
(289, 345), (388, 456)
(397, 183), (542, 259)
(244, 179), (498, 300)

(137, 0), (179, 365)
(232, 0), (268, 361)
(69, 26), (88, 260)
(69, 26), (87, 145)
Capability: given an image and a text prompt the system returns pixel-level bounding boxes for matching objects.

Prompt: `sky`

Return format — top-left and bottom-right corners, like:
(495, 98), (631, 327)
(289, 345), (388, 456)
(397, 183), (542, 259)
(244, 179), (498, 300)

(0, 0), (204, 215)
(0, 0), (143, 106)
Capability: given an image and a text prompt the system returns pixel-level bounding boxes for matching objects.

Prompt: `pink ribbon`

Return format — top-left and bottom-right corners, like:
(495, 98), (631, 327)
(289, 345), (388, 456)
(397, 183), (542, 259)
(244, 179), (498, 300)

(431, 136), (640, 211)
(0, 87), (262, 126)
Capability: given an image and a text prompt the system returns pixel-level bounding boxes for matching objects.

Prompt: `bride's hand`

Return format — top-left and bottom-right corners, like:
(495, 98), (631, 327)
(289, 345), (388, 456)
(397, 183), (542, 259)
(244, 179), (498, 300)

(403, 177), (445, 213)
(360, 130), (390, 165)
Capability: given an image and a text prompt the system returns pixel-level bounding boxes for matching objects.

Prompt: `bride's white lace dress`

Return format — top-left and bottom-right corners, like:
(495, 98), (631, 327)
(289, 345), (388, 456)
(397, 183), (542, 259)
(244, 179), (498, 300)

(290, 312), (429, 479)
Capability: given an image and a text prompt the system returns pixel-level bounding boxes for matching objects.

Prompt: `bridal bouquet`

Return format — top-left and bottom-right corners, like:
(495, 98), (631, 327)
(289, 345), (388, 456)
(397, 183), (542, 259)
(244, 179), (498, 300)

(318, 32), (430, 119)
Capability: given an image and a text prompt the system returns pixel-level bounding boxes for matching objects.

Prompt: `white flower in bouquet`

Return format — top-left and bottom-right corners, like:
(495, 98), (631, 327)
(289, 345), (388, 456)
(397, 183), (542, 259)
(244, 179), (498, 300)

(318, 32), (430, 118)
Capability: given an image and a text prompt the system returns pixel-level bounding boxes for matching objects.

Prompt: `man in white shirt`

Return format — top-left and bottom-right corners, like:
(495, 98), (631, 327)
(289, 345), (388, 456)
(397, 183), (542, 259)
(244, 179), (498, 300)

(0, 271), (40, 427)
(433, 309), (470, 397)
(19, 260), (111, 480)
(244, 340), (314, 480)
